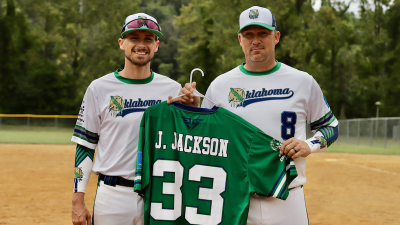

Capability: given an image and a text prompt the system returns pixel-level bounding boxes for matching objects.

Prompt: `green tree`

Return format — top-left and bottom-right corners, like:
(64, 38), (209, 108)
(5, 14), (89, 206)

(79, 0), (140, 84)
(13, 0), (81, 114)
(381, 0), (400, 116)
(352, 0), (392, 117)
(0, 0), (33, 113)
(175, 0), (243, 93)
(1, 0), (399, 118)
(139, 0), (183, 80)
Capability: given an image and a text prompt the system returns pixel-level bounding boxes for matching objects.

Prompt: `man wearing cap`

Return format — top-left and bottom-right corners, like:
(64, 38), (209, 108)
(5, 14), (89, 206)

(71, 13), (181, 225)
(170, 6), (339, 225)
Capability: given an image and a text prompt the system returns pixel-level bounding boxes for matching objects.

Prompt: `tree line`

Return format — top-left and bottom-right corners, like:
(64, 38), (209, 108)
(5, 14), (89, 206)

(0, 0), (399, 119)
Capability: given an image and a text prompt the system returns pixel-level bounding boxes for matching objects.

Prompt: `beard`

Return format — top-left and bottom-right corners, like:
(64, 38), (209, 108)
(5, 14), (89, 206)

(248, 45), (274, 63)
(125, 52), (154, 67)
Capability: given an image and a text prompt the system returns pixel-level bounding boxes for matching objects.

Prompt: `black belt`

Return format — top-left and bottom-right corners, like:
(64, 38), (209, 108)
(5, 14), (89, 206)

(253, 185), (303, 198)
(98, 174), (134, 187)
(289, 185), (303, 190)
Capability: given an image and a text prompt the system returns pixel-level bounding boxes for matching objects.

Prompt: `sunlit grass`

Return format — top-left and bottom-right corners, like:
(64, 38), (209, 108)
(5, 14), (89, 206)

(327, 143), (400, 155)
(0, 128), (74, 145)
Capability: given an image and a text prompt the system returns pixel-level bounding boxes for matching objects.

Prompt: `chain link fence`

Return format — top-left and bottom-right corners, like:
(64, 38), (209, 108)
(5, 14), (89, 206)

(0, 114), (77, 131)
(335, 117), (400, 149)
(0, 114), (77, 144)
(1, 114), (400, 149)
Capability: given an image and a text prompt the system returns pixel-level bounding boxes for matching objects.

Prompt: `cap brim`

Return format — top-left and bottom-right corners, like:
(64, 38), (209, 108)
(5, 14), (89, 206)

(237, 22), (276, 34)
(121, 28), (162, 38)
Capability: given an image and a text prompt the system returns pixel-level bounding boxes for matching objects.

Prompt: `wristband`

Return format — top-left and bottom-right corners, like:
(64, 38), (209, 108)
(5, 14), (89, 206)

(305, 136), (327, 153)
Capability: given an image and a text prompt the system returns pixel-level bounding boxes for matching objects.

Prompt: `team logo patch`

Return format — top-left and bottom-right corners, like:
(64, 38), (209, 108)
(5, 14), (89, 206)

(228, 87), (294, 108)
(108, 96), (162, 118)
(229, 88), (246, 107)
(109, 96), (124, 117)
(249, 9), (259, 19)
(270, 139), (282, 152)
(182, 117), (204, 129)
(271, 139), (288, 161)
(316, 136), (327, 148)
(138, 15), (147, 19)
(74, 167), (83, 181)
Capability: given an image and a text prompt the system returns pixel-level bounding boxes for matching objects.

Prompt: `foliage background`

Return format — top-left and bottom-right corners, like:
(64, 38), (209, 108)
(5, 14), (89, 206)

(0, 0), (399, 118)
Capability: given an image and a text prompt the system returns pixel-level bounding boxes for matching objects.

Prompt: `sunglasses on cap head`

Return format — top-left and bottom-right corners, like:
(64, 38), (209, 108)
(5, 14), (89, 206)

(123, 19), (161, 32)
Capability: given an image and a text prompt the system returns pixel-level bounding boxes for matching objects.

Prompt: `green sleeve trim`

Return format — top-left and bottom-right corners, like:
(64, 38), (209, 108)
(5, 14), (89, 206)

(327, 118), (337, 126)
(310, 110), (332, 126)
(73, 125), (99, 144)
(72, 133), (98, 144)
(75, 125), (97, 135)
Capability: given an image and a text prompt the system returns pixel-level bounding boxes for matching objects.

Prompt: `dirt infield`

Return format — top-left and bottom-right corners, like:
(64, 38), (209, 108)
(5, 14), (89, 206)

(0, 144), (399, 225)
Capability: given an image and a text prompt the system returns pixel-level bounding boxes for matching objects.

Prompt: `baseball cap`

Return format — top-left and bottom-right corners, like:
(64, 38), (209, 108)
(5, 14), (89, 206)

(238, 6), (277, 34)
(121, 13), (162, 38)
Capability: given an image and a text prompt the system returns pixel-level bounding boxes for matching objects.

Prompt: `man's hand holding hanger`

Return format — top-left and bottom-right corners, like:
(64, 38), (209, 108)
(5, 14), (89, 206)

(168, 82), (201, 107)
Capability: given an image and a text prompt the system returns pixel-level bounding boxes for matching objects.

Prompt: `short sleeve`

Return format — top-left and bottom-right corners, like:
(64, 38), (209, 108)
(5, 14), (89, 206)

(71, 85), (100, 149)
(248, 130), (297, 200)
(307, 78), (338, 132)
(201, 86), (215, 109)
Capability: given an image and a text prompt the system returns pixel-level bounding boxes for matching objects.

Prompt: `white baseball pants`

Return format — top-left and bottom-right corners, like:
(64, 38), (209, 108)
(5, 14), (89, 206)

(247, 186), (309, 225)
(92, 180), (144, 225)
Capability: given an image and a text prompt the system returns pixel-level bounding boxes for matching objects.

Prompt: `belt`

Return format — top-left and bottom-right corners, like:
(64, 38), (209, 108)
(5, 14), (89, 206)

(289, 185), (303, 190)
(252, 185), (303, 198)
(98, 174), (134, 187)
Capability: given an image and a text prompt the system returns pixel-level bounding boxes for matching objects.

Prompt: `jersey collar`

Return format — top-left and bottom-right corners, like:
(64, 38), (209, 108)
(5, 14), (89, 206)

(114, 69), (154, 84)
(239, 60), (281, 76)
(172, 102), (219, 113)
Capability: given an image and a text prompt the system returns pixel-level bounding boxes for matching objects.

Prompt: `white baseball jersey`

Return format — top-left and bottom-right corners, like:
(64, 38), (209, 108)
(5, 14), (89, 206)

(71, 70), (181, 180)
(202, 62), (338, 188)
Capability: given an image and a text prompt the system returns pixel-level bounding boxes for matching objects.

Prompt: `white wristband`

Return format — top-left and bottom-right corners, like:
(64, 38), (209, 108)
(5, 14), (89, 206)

(305, 137), (322, 153)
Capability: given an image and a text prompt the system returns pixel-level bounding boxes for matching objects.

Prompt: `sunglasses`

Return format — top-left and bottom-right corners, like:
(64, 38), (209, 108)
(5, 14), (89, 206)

(123, 19), (161, 32)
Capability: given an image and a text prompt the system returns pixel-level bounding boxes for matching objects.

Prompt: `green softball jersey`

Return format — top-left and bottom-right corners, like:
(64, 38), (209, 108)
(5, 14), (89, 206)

(134, 102), (297, 225)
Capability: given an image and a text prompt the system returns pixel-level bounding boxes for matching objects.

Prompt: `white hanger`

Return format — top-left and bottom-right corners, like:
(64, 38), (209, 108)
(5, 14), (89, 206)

(172, 68), (217, 106)
(189, 68), (217, 106)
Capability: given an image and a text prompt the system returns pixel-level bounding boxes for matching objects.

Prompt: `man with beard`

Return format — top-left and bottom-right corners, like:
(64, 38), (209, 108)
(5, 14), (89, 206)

(71, 13), (181, 225)
(170, 6), (339, 225)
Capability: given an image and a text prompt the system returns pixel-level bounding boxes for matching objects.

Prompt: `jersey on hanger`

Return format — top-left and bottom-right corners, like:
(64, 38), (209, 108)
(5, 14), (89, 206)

(134, 102), (297, 225)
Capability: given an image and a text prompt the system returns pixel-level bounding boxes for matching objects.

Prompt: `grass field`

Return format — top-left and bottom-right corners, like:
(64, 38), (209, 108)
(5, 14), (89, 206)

(0, 127), (73, 144)
(1, 127), (399, 155)
(327, 143), (400, 155)
(336, 136), (400, 150)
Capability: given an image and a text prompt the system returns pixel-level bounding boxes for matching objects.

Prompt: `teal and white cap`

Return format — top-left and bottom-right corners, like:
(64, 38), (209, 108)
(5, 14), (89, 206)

(121, 13), (162, 38)
(238, 6), (277, 34)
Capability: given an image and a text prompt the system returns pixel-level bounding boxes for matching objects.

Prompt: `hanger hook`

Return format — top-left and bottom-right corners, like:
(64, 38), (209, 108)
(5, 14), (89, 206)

(190, 68), (204, 84)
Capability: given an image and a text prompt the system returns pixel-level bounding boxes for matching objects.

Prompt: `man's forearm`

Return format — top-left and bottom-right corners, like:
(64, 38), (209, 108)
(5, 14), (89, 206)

(306, 125), (339, 153)
(73, 144), (95, 193)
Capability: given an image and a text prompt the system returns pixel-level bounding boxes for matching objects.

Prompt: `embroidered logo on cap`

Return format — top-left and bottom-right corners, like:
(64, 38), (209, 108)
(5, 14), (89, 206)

(249, 9), (259, 19)
(138, 15), (147, 19)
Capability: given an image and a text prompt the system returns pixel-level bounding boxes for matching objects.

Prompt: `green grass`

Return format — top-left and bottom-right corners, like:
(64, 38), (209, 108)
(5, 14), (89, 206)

(326, 143), (400, 155)
(1, 127), (400, 155)
(336, 136), (400, 150)
(0, 128), (74, 145)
